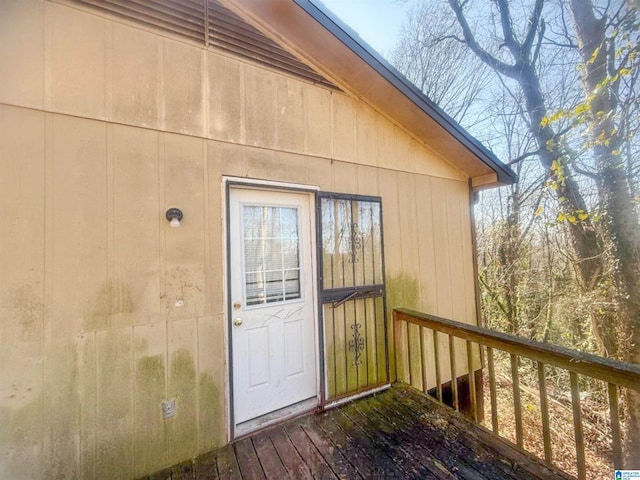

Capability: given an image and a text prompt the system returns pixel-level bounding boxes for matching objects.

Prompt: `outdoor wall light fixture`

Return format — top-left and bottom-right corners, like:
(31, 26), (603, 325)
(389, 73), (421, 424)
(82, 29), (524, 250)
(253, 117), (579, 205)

(165, 208), (183, 228)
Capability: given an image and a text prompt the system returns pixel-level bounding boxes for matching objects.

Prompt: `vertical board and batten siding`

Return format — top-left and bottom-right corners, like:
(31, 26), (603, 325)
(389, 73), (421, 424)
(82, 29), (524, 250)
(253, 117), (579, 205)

(0, 1), (478, 478)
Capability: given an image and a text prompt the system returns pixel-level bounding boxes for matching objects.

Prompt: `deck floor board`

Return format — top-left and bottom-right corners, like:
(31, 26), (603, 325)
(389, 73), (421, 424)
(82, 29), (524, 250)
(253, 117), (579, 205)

(142, 384), (571, 480)
(251, 434), (288, 479)
(283, 422), (340, 479)
(345, 396), (443, 479)
(328, 407), (411, 478)
(234, 438), (266, 480)
(194, 451), (218, 480)
(312, 409), (398, 478)
(268, 426), (313, 479)
(300, 417), (364, 479)
(216, 444), (242, 480)
(379, 388), (525, 480)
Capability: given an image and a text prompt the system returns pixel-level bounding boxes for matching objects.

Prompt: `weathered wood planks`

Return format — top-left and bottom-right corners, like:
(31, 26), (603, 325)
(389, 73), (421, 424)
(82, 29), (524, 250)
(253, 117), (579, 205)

(140, 384), (572, 480)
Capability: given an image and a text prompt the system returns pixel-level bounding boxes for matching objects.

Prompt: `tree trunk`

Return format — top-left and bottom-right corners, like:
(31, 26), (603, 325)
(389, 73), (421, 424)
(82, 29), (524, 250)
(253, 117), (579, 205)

(447, 0), (605, 295)
(448, 0), (637, 462)
(569, 0), (640, 466)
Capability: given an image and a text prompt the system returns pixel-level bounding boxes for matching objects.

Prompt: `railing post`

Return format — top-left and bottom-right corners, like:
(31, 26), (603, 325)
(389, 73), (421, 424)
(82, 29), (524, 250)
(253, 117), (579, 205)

(570, 371), (586, 480)
(449, 335), (458, 411)
(487, 346), (498, 434)
(510, 354), (523, 448)
(393, 310), (401, 382)
(434, 332), (442, 402)
(537, 362), (553, 464)
(466, 340), (477, 422)
(420, 326), (428, 394)
(608, 383), (623, 470)
(407, 323), (413, 387)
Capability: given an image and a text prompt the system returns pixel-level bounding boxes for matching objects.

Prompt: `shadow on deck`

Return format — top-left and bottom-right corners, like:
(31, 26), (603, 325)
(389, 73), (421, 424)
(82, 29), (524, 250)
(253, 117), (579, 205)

(144, 384), (571, 479)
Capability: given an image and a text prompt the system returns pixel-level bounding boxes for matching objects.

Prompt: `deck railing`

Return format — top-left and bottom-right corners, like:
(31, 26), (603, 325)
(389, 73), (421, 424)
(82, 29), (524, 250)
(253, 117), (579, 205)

(393, 308), (640, 480)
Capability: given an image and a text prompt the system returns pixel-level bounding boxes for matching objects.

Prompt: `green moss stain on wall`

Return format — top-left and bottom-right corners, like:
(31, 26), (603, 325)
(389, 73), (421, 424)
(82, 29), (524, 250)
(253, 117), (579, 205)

(95, 330), (134, 479)
(5, 285), (44, 341)
(83, 281), (134, 331)
(0, 284), (45, 479)
(386, 273), (420, 311)
(385, 274), (420, 382)
(198, 372), (222, 451)
(135, 354), (168, 477)
(2, 323), (226, 478)
(46, 343), (81, 480)
(138, 355), (165, 385)
(169, 348), (198, 463)
(0, 395), (44, 480)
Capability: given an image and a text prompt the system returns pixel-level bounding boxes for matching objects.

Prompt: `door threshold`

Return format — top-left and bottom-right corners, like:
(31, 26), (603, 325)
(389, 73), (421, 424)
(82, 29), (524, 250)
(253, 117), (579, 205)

(234, 397), (318, 438)
(323, 384), (391, 410)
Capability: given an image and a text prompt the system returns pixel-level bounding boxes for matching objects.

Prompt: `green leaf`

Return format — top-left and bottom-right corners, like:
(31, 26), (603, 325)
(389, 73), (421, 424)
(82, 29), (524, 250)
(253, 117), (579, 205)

(573, 104), (590, 116)
(588, 46), (601, 64)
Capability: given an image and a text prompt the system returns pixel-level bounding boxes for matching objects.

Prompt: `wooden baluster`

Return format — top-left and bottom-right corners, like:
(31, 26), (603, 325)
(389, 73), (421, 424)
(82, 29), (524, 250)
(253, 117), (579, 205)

(420, 326), (428, 393)
(487, 346), (498, 434)
(394, 308), (640, 479)
(570, 371), (586, 480)
(537, 362), (552, 464)
(449, 335), (458, 411)
(407, 323), (413, 386)
(433, 332), (442, 402)
(510, 354), (523, 448)
(393, 312), (401, 382)
(466, 340), (477, 422)
(608, 383), (623, 470)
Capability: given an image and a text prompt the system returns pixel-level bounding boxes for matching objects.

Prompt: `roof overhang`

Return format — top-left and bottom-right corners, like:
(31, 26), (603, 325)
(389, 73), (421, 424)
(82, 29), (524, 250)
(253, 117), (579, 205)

(221, 0), (516, 188)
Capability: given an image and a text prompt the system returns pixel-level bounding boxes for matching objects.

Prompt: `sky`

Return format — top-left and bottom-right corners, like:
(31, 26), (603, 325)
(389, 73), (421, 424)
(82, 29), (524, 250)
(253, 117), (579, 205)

(310, 0), (414, 58)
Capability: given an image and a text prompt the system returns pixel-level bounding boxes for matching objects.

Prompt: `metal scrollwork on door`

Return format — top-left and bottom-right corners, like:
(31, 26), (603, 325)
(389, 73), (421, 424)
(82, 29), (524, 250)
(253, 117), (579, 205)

(348, 222), (363, 264)
(348, 323), (365, 366)
(318, 194), (387, 401)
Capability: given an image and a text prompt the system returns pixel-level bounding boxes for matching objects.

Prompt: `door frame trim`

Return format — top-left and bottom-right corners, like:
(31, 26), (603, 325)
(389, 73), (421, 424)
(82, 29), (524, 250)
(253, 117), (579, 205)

(223, 176), (321, 441)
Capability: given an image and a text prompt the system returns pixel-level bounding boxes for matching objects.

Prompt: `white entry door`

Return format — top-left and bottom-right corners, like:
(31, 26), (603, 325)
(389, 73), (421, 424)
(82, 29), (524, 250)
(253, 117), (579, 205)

(229, 187), (318, 426)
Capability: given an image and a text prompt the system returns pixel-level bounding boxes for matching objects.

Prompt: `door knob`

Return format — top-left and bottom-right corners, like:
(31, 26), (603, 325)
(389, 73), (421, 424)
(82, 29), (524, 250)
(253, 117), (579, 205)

(233, 318), (243, 326)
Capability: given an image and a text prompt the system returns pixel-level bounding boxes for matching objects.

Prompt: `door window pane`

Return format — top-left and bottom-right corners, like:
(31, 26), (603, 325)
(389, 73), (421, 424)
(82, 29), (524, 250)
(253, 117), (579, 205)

(243, 205), (301, 306)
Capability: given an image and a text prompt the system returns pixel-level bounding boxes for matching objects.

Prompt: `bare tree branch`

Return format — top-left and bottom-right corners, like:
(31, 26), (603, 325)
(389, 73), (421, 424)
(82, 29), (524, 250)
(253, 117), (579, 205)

(533, 18), (546, 64)
(447, 0), (518, 77)
(507, 150), (541, 165)
(494, 0), (521, 54)
(524, 0), (545, 55)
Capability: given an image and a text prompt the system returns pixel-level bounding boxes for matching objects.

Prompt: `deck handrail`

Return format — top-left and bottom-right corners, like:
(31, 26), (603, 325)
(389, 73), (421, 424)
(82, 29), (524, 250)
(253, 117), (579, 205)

(394, 308), (640, 390)
(393, 307), (640, 479)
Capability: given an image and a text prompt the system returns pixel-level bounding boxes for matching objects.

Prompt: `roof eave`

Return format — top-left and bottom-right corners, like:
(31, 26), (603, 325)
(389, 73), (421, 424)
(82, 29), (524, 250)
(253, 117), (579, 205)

(222, 0), (516, 187)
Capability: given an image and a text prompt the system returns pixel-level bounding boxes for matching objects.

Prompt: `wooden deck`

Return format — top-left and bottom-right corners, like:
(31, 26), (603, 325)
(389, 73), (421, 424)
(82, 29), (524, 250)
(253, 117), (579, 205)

(145, 384), (571, 480)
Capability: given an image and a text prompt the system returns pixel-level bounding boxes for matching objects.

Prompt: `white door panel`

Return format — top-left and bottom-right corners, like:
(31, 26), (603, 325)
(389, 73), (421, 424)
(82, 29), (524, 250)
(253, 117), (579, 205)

(229, 188), (317, 425)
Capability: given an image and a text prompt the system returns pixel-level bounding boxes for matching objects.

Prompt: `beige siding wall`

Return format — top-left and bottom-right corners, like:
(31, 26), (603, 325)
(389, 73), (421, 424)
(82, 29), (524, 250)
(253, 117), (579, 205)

(0, 1), (477, 478)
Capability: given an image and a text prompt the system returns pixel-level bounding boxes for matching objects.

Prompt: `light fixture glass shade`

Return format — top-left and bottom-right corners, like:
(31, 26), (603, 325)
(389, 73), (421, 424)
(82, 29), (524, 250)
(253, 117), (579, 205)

(166, 208), (183, 228)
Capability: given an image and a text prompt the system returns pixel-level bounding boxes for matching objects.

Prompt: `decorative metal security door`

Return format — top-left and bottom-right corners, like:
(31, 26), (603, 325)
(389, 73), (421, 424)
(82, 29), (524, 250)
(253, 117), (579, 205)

(317, 193), (389, 403)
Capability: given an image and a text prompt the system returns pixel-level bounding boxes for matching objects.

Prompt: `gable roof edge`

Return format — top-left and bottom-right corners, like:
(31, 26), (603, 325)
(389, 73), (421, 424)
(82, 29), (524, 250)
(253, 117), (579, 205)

(294, 0), (516, 186)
